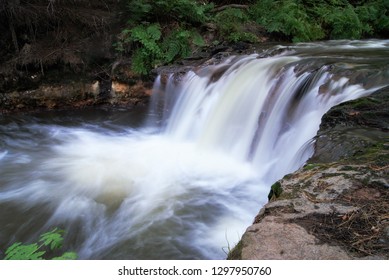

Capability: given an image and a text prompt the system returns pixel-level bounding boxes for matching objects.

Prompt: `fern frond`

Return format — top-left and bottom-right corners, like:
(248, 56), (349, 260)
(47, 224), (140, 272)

(3, 228), (77, 260)
(39, 227), (64, 251)
(130, 24), (162, 55)
(131, 49), (150, 75)
(5, 242), (45, 260)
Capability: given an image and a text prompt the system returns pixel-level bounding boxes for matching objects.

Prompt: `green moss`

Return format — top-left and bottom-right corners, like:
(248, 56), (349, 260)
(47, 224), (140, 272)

(351, 140), (389, 166)
(268, 181), (283, 201)
(303, 163), (319, 170)
(349, 97), (380, 110)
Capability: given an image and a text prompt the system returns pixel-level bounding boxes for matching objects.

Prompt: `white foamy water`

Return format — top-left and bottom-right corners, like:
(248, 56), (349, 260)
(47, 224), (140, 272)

(1, 40), (388, 259)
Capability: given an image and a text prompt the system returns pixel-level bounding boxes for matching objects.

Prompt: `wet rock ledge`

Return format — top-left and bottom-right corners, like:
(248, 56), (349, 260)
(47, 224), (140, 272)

(229, 86), (389, 260)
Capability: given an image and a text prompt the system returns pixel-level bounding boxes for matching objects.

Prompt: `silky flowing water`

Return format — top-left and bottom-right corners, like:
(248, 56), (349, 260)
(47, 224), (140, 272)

(1, 40), (389, 259)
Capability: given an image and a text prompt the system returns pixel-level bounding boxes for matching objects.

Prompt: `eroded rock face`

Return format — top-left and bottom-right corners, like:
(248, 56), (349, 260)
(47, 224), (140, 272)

(232, 87), (389, 260)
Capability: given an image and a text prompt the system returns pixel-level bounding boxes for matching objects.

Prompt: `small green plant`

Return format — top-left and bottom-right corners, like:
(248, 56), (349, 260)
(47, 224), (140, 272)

(127, 23), (163, 74)
(118, 23), (205, 74)
(3, 228), (77, 260)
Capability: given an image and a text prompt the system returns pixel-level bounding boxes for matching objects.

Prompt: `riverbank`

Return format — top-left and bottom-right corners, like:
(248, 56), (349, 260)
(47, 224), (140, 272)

(0, 62), (153, 114)
(229, 86), (389, 260)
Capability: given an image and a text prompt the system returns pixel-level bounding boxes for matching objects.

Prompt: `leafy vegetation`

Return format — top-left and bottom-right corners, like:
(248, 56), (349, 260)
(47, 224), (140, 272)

(214, 8), (258, 43)
(3, 228), (77, 260)
(116, 0), (210, 74)
(1, 0), (388, 75)
(251, 0), (325, 42)
(117, 0), (389, 74)
(251, 0), (389, 42)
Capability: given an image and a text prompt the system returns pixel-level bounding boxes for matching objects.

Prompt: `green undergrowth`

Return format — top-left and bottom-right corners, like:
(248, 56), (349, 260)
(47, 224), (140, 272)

(251, 0), (389, 42)
(2, 228), (77, 260)
(2, 1), (388, 76)
(115, 0), (211, 75)
(116, 0), (389, 74)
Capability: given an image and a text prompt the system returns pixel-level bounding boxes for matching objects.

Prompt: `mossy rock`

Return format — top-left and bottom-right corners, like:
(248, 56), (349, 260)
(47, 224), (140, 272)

(268, 181), (283, 201)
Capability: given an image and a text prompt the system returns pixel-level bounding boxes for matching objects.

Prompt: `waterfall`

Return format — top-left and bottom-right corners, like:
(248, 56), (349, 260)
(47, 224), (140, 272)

(0, 40), (388, 259)
(150, 51), (381, 185)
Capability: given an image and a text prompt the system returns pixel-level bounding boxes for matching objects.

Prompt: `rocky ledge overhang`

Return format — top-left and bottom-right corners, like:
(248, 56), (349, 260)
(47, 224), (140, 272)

(229, 86), (389, 260)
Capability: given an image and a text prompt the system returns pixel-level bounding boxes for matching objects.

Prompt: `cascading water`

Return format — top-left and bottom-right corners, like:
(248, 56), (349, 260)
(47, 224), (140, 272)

(1, 40), (389, 259)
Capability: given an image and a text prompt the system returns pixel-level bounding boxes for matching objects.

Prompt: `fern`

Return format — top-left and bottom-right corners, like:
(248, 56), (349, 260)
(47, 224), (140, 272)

(314, 3), (363, 39)
(4, 243), (45, 260)
(130, 24), (162, 56)
(162, 29), (204, 63)
(3, 228), (77, 260)
(355, 0), (389, 36)
(127, 24), (163, 74)
(39, 228), (64, 251)
(131, 49), (152, 75)
(117, 1), (211, 74)
(251, 0), (325, 42)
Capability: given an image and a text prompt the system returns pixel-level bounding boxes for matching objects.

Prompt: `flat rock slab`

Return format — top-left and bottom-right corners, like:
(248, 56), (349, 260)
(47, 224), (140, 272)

(242, 218), (350, 260)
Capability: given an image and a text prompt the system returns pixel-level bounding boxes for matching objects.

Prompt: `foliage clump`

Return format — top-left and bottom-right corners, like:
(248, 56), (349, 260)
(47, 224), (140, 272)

(251, 0), (325, 42)
(3, 228), (77, 260)
(116, 0), (210, 74)
(2, 0), (388, 76)
(250, 0), (389, 42)
(214, 8), (258, 43)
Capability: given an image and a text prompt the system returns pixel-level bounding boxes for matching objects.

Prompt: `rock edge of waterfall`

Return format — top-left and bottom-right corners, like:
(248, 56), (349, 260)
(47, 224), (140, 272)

(229, 86), (389, 260)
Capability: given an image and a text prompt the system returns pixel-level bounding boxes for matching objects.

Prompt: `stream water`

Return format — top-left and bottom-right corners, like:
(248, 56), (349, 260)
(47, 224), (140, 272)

(1, 40), (389, 259)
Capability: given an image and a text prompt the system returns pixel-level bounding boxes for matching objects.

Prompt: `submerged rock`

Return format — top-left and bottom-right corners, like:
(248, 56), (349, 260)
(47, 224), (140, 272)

(231, 86), (389, 260)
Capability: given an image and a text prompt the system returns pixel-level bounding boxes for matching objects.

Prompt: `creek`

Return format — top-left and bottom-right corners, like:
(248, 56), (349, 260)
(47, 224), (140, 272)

(1, 40), (389, 259)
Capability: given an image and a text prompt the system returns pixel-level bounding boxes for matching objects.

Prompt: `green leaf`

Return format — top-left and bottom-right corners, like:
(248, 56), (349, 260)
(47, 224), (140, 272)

(39, 228), (64, 251)
(5, 243), (45, 260)
(52, 252), (78, 260)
